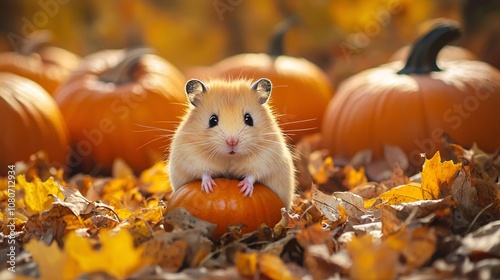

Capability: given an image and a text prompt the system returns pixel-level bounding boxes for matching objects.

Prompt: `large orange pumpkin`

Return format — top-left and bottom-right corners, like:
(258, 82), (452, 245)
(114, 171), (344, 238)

(166, 178), (284, 238)
(189, 18), (334, 143)
(0, 30), (80, 96)
(0, 73), (69, 174)
(54, 48), (187, 175)
(322, 22), (500, 168)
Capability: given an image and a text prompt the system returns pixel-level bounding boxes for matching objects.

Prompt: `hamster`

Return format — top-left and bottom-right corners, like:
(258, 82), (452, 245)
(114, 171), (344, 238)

(168, 78), (295, 209)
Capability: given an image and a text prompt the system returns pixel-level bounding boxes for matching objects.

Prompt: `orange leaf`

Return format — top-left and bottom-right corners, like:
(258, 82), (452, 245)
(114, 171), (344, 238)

(296, 223), (334, 248)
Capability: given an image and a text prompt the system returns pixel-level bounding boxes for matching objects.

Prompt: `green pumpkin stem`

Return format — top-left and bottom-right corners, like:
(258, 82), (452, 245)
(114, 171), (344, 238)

(268, 16), (299, 56)
(99, 47), (153, 85)
(19, 30), (53, 55)
(397, 23), (461, 75)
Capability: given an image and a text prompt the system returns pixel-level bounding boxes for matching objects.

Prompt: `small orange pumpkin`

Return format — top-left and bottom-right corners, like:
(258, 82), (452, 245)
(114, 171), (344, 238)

(54, 48), (187, 175)
(0, 30), (80, 96)
(166, 178), (284, 238)
(191, 18), (334, 143)
(0, 72), (69, 174)
(322, 22), (500, 168)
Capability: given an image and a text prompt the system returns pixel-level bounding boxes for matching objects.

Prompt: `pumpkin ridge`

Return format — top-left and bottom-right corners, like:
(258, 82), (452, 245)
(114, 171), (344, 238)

(416, 83), (431, 155)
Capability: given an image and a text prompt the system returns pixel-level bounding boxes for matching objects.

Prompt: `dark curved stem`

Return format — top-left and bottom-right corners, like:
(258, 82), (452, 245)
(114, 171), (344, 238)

(397, 22), (461, 75)
(268, 15), (300, 56)
(99, 47), (153, 85)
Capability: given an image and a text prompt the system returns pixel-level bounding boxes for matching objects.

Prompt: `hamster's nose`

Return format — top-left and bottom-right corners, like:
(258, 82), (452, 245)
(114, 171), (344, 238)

(225, 137), (239, 147)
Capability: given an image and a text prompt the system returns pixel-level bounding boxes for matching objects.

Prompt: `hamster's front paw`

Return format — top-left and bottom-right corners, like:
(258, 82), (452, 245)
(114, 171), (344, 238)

(238, 175), (255, 197)
(201, 172), (216, 193)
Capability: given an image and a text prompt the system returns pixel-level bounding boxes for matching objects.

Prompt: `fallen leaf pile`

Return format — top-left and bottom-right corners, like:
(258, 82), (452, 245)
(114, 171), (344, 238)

(1, 142), (499, 279)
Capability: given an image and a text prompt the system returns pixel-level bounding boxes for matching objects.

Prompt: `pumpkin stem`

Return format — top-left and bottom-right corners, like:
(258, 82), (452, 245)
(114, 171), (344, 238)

(19, 30), (53, 55)
(268, 16), (299, 56)
(397, 22), (461, 75)
(99, 47), (153, 85)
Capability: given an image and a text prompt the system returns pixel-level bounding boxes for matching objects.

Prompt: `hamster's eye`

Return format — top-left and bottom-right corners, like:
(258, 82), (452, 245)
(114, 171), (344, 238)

(209, 115), (218, 128)
(244, 113), (254, 126)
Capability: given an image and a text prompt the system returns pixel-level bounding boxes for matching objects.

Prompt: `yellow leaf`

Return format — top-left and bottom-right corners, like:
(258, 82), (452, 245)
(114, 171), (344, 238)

(310, 155), (335, 184)
(421, 152), (462, 200)
(365, 183), (424, 208)
(136, 205), (165, 224)
(140, 161), (172, 193)
(114, 206), (164, 245)
(19, 175), (63, 215)
(235, 252), (258, 276)
(342, 165), (367, 189)
(24, 240), (77, 280)
(114, 208), (133, 221)
(62, 214), (85, 231)
(102, 178), (135, 199)
(235, 252), (298, 280)
(101, 178), (143, 208)
(259, 253), (299, 280)
(65, 229), (149, 279)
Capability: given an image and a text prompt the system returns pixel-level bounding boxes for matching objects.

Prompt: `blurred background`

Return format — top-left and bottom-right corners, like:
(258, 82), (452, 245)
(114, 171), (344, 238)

(0, 0), (498, 88)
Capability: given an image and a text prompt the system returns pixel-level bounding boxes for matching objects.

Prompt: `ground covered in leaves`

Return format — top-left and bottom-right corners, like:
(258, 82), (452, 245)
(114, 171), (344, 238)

(1, 139), (499, 279)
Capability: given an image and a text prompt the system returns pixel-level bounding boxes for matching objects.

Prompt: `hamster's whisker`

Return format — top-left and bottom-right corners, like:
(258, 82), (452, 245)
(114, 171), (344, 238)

(279, 118), (317, 126)
(257, 132), (282, 137)
(133, 128), (176, 134)
(204, 146), (220, 161)
(256, 138), (294, 153)
(137, 135), (169, 150)
(132, 123), (177, 133)
(194, 142), (223, 159)
(171, 132), (200, 136)
(150, 120), (182, 125)
(282, 127), (318, 133)
(248, 142), (287, 161)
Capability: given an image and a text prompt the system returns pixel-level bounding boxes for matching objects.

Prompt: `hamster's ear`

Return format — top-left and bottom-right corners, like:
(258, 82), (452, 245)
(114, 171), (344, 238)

(185, 79), (207, 107)
(251, 78), (272, 105)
